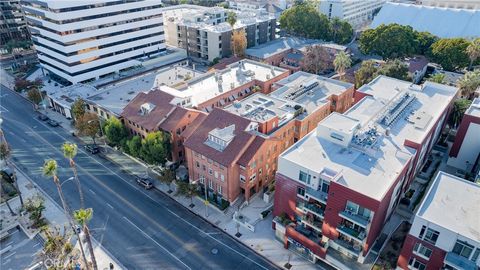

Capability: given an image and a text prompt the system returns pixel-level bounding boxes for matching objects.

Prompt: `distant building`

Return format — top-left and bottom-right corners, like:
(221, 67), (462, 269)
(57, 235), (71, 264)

(371, 2), (480, 39)
(21, 0), (166, 84)
(184, 72), (354, 205)
(1, 0), (29, 45)
(407, 56), (429, 84)
(319, 0), (386, 30)
(272, 76), (458, 268)
(245, 37), (347, 73)
(448, 98), (480, 176)
(417, 0), (480, 9)
(163, 7), (276, 62)
(397, 171), (480, 270)
(228, 0), (286, 18)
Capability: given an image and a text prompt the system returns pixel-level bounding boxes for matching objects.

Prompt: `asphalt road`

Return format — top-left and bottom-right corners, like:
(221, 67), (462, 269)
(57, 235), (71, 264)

(0, 84), (279, 270)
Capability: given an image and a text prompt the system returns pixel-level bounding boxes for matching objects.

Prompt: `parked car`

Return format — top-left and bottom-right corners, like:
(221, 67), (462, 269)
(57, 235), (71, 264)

(37, 114), (49, 121)
(136, 175), (153, 189)
(47, 119), (59, 127)
(84, 144), (99, 154)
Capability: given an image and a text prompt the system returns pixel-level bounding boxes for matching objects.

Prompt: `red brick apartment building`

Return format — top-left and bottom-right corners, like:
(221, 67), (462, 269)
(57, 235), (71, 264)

(184, 72), (354, 206)
(272, 76), (458, 268)
(121, 90), (205, 163)
(397, 172), (480, 270)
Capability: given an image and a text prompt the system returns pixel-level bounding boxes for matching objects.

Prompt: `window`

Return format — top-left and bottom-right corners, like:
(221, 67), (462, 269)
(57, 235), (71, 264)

(208, 180), (213, 189)
(299, 171), (311, 184)
(471, 248), (480, 262)
(259, 169), (262, 175)
(424, 228), (439, 245)
(453, 240), (474, 259)
(208, 158), (213, 164)
(240, 175), (246, 183)
(208, 168), (213, 175)
(297, 187), (305, 197)
(408, 258), (426, 270)
(413, 243), (432, 259)
(214, 171), (218, 178)
(250, 174), (256, 181)
(218, 185), (222, 195)
(346, 201), (359, 213)
(220, 174), (225, 182)
(195, 161), (200, 168)
(321, 181), (329, 193)
(251, 160), (257, 169)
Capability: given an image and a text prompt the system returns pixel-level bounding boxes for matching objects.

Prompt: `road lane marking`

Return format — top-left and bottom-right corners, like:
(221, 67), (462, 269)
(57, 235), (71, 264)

(2, 259), (11, 265)
(89, 188), (96, 195)
(3, 251), (16, 260)
(106, 203), (114, 209)
(33, 242), (40, 248)
(8, 116), (272, 270)
(122, 216), (191, 270)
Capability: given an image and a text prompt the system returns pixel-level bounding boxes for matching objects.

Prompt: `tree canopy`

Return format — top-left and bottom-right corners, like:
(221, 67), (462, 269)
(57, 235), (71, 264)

(355, 60), (379, 88)
(375, 59), (409, 81)
(140, 132), (170, 165)
(302, 45), (330, 74)
(430, 38), (470, 71)
(104, 117), (128, 146)
(27, 88), (42, 105)
(75, 113), (100, 144)
(466, 38), (480, 70)
(457, 69), (480, 99)
(329, 17), (354, 45)
(427, 73), (446, 84)
(71, 98), (86, 121)
(279, 3), (331, 40)
(231, 29), (247, 57)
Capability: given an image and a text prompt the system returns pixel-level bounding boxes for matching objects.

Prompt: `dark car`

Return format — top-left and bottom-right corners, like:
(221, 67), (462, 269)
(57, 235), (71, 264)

(136, 175), (153, 189)
(47, 119), (59, 127)
(37, 114), (49, 121)
(84, 144), (99, 154)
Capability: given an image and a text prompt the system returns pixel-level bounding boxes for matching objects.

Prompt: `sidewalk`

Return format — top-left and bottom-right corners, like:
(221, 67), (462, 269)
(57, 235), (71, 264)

(0, 164), (124, 270)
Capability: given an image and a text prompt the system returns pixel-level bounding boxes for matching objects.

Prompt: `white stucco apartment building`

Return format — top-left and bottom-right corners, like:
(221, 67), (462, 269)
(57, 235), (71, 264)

(318, 0), (386, 29)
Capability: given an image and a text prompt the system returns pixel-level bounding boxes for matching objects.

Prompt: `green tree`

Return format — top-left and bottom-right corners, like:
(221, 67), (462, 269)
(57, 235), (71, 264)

(176, 181), (198, 207)
(375, 59), (409, 81)
(39, 225), (74, 270)
(450, 99), (472, 128)
(75, 113), (100, 145)
(24, 194), (46, 228)
(430, 38), (470, 71)
(73, 208), (98, 270)
(140, 131), (170, 165)
(104, 117), (127, 146)
(158, 169), (175, 193)
(427, 73), (446, 84)
(61, 142), (84, 209)
(457, 69), (480, 99)
(279, 3), (330, 40)
(126, 135), (142, 157)
(302, 45), (330, 74)
(359, 24), (418, 59)
(71, 98), (86, 121)
(42, 159), (89, 269)
(227, 12), (237, 27)
(466, 38), (480, 71)
(27, 88), (42, 106)
(355, 60), (379, 88)
(0, 141), (23, 207)
(333, 51), (352, 80)
(415, 31), (438, 55)
(231, 28), (247, 57)
(329, 18), (353, 45)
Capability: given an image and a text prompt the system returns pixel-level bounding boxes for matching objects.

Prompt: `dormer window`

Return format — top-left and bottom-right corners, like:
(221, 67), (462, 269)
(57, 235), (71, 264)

(140, 102), (155, 115)
(204, 125), (235, 151)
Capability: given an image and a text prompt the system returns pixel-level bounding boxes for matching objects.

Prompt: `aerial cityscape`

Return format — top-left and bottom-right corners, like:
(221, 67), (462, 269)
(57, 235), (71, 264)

(0, 0), (479, 270)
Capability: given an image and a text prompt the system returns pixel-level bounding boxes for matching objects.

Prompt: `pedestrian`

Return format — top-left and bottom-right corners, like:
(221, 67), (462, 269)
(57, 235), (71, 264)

(110, 262), (114, 269)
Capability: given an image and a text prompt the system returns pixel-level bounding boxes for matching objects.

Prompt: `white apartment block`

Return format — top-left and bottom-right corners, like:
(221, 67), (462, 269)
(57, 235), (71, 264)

(417, 0), (480, 9)
(164, 7), (276, 62)
(21, 0), (166, 84)
(319, 0), (386, 29)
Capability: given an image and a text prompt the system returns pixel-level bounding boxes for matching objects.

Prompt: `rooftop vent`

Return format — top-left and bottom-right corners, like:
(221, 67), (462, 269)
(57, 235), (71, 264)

(140, 102), (155, 115)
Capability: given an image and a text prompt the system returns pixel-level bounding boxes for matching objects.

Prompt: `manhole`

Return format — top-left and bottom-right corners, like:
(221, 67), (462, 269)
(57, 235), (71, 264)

(211, 248), (218, 255)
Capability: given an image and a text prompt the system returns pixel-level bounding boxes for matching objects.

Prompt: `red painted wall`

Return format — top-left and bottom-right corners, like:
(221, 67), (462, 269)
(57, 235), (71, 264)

(449, 114), (480, 157)
(273, 173), (304, 219)
(398, 234), (446, 270)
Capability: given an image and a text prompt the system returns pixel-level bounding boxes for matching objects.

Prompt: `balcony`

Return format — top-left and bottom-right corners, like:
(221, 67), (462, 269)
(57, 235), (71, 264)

(339, 211), (370, 228)
(306, 187), (328, 203)
(301, 215), (323, 232)
(331, 238), (362, 257)
(304, 203), (325, 218)
(444, 252), (478, 270)
(286, 224), (327, 257)
(337, 225), (366, 243)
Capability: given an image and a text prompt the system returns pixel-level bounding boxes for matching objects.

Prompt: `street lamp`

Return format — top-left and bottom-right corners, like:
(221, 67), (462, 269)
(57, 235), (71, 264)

(88, 119), (107, 147)
(191, 178), (208, 217)
(60, 176), (74, 187)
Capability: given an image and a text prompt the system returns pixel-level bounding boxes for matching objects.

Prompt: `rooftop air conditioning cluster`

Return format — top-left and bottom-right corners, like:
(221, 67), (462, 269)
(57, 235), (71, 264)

(382, 92), (416, 126)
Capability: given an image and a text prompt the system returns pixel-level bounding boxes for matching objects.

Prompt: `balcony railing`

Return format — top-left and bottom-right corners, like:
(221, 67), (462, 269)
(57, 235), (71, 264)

(304, 203), (325, 218)
(339, 211), (370, 228)
(306, 187), (328, 203)
(336, 225), (366, 243)
(332, 238), (362, 257)
(301, 216), (323, 232)
(444, 252), (478, 270)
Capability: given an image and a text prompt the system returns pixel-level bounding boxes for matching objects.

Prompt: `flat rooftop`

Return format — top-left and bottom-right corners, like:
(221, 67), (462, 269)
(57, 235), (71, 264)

(280, 76), (458, 200)
(466, 97), (480, 118)
(87, 66), (201, 115)
(271, 71), (353, 114)
(224, 93), (299, 123)
(158, 59), (287, 107)
(417, 171), (480, 242)
(245, 37), (322, 59)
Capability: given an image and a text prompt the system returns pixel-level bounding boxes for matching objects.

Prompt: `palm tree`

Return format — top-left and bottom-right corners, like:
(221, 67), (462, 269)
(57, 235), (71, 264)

(42, 159), (90, 270)
(450, 99), (472, 128)
(331, 17), (342, 43)
(457, 69), (480, 99)
(333, 51), (352, 81)
(466, 38), (480, 71)
(62, 142), (84, 208)
(74, 208), (98, 270)
(227, 12), (237, 27)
